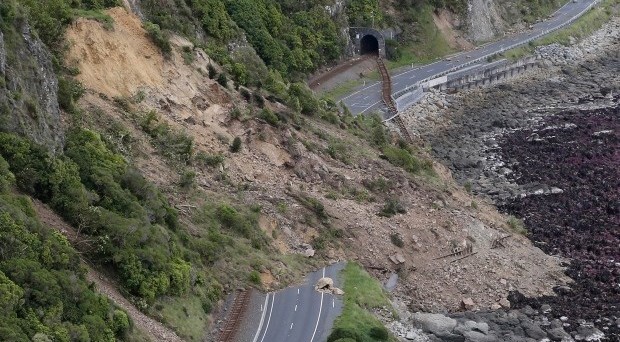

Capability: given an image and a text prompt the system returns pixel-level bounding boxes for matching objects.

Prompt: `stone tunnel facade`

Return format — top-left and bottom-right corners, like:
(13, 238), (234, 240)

(349, 27), (386, 58)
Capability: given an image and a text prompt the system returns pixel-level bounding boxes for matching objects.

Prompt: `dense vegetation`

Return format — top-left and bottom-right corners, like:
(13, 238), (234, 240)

(0, 130), (192, 300)
(0, 155), (132, 341)
(0, 127), (278, 341)
(139, 0), (344, 80)
(0, 0), (120, 50)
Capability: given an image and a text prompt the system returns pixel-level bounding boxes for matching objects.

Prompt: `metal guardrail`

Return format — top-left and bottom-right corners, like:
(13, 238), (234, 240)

(385, 0), (601, 121)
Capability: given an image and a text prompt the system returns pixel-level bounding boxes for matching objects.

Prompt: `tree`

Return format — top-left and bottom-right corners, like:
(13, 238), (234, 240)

(0, 271), (24, 315)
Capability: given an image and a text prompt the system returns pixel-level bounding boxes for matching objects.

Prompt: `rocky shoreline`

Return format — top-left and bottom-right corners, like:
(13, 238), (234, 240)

(394, 17), (620, 342)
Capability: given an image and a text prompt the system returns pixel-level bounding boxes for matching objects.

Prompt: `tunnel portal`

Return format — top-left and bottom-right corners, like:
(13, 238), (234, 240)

(360, 35), (379, 55)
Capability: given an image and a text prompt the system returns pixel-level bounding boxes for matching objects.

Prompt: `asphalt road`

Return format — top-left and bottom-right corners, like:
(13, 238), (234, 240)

(339, 0), (598, 116)
(249, 263), (345, 342)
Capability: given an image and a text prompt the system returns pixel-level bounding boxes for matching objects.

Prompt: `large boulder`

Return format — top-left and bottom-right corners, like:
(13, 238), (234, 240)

(315, 277), (334, 290)
(455, 320), (489, 336)
(413, 312), (458, 337)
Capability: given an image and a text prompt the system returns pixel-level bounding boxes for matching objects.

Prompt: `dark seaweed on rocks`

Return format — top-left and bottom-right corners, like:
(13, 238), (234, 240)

(499, 103), (620, 339)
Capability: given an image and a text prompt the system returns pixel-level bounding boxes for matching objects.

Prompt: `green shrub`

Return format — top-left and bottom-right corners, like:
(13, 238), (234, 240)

(382, 145), (434, 175)
(363, 177), (391, 193)
(230, 137), (242, 153)
(207, 64), (218, 79)
(240, 88), (251, 102)
(181, 45), (194, 65)
(258, 108), (279, 126)
(0, 155), (15, 192)
(143, 21), (172, 56)
(195, 151), (224, 167)
(140, 111), (194, 163)
(369, 326), (389, 340)
(253, 91), (265, 108)
(295, 194), (328, 221)
(289, 83), (321, 116)
(58, 77), (85, 113)
(507, 215), (527, 235)
(327, 328), (362, 342)
(378, 198), (406, 217)
(217, 73), (228, 88)
(180, 170), (196, 188)
(229, 107), (242, 120)
(389, 232), (404, 248)
(0, 132), (190, 301)
(111, 310), (130, 334)
(73, 8), (115, 30)
(248, 270), (261, 284)
(327, 140), (351, 164)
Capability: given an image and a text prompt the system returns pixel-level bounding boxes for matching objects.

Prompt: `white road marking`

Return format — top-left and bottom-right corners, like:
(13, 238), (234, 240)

(295, 304), (298, 312)
(332, 298), (335, 308)
(252, 294), (270, 342)
(290, 323), (294, 330)
(259, 293), (275, 342)
(310, 268), (326, 342)
(298, 289), (300, 294)
(359, 101), (381, 114)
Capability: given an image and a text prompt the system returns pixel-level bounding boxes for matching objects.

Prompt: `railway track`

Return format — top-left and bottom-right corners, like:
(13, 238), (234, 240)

(218, 289), (252, 342)
(309, 55), (374, 90)
(376, 56), (414, 144)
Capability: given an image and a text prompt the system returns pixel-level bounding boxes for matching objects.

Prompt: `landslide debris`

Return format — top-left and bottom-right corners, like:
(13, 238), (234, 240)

(61, 6), (573, 339)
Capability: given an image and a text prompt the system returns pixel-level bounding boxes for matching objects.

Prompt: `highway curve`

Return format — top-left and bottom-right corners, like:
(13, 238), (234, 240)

(242, 263), (345, 342)
(339, 0), (600, 116)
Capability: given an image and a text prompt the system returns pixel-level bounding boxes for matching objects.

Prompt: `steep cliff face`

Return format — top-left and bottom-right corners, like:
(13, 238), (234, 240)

(0, 21), (63, 152)
(466, 0), (563, 42)
(0, 31), (5, 75)
(467, 0), (506, 42)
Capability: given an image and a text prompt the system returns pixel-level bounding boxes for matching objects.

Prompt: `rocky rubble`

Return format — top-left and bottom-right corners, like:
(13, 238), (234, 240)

(397, 16), (620, 342)
(535, 18), (620, 66)
(387, 298), (609, 341)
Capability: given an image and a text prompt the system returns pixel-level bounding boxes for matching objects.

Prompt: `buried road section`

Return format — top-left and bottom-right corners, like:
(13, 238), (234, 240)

(235, 263), (345, 342)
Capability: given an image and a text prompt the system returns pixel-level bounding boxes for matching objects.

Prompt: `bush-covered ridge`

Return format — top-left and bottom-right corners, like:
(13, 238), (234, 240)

(0, 130), (192, 300)
(0, 155), (131, 341)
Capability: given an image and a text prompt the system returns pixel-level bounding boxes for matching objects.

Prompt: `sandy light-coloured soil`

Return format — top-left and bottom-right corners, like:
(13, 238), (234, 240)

(433, 9), (475, 51)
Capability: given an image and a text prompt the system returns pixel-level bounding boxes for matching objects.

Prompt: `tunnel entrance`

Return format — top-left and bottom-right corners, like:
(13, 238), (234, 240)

(360, 35), (379, 55)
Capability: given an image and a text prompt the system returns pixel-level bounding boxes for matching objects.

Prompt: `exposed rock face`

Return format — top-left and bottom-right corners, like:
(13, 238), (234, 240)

(467, 0), (505, 42)
(0, 22), (63, 152)
(0, 30), (6, 75)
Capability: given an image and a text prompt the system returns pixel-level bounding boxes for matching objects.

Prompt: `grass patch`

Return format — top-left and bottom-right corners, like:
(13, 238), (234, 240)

(382, 145), (435, 177)
(322, 79), (364, 100)
(328, 263), (395, 342)
(149, 295), (208, 342)
(72, 9), (114, 30)
(507, 215), (527, 235)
